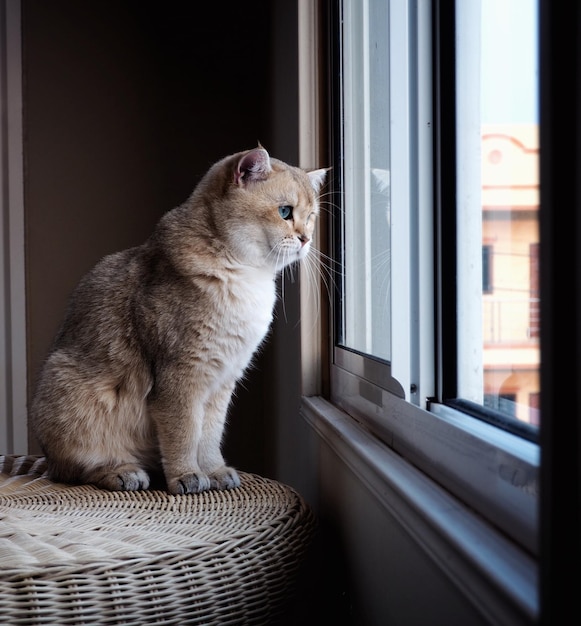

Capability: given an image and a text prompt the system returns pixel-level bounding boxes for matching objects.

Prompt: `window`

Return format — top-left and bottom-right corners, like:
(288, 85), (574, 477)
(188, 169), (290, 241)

(482, 245), (493, 294)
(456, 0), (539, 436)
(327, 0), (539, 554)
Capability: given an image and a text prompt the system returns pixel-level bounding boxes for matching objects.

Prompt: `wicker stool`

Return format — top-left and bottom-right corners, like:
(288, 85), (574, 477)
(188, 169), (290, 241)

(0, 455), (316, 625)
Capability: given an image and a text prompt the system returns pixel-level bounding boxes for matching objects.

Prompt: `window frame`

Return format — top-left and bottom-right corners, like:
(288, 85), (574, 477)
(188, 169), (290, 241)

(0, 0), (27, 455)
(324, 0), (539, 556)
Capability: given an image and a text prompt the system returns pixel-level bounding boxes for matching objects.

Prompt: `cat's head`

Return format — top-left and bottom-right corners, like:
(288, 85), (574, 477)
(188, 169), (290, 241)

(207, 147), (328, 272)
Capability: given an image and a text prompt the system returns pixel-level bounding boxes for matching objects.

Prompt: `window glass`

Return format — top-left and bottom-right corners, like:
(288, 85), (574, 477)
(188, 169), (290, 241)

(456, 0), (540, 429)
(340, 0), (391, 362)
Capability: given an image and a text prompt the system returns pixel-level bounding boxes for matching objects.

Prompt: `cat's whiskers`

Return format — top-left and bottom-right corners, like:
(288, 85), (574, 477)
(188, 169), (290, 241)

(296, 244), (344, 336)
(265, 239), (290, 270)
(316, 183), (344, 218)
(267, 241), (291, 322)
(281, 254), (303, 324)
(307, 248), (342, 301)
(298, 253), (321, 333)
(279, 252), (289, 323)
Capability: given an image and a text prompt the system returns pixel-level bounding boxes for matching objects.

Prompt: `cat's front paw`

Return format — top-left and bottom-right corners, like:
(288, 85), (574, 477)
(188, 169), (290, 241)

(168, 472), (212, 495)
(209, 466), (241, 490)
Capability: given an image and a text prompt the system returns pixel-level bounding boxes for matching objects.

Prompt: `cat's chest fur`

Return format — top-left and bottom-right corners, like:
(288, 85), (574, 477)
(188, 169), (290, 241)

(203, 267), (276, 366)
(143, 261), (277, 385)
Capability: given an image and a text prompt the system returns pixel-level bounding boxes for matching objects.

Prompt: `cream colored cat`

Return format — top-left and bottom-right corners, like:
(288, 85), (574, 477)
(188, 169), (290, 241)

(30, 147), (327, 494)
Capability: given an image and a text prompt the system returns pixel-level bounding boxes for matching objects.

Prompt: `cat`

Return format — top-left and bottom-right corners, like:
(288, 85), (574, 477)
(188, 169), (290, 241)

(30, 146), (327, 494)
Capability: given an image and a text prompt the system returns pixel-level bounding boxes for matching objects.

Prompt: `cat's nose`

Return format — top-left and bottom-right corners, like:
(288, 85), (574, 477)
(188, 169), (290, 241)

(298, 234), (310, 247)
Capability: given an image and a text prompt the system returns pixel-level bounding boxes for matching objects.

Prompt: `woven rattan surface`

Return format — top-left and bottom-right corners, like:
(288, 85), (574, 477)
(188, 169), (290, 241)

(0, 455), (316, 625)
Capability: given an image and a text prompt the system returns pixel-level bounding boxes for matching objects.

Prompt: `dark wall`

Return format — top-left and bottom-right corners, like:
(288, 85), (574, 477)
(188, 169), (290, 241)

(22, 0), (277, 472)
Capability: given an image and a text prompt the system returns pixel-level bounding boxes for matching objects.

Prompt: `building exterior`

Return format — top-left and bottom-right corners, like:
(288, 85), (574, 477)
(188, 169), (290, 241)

(481, 124), (539, 425)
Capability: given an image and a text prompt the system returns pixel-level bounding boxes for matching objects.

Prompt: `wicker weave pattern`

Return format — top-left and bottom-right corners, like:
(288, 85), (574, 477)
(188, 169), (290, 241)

(0, 455), (316, 625)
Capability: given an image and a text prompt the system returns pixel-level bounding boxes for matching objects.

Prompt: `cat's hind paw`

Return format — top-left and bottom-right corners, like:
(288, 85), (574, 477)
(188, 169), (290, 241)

(91, 464), (150, 491)
(209, 466), (241, 490)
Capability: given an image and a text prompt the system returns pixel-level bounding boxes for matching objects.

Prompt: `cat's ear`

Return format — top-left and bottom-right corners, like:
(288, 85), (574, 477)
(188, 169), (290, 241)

(234, 148), (272, 186)
(307, 167), (330, 193)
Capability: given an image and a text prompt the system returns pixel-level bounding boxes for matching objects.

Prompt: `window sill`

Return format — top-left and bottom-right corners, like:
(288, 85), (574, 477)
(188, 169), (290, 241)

(330, 357), (539, 554)
(301, 395), (538, 625)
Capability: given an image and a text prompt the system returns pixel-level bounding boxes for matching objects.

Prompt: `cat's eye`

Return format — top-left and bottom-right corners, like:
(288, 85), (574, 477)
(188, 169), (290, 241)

(278, 205), (293, 220)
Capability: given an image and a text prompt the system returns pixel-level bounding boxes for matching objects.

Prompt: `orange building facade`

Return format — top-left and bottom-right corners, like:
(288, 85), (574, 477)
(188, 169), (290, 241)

(481, 124), (539, 425)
